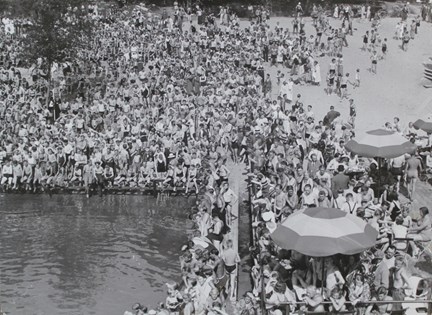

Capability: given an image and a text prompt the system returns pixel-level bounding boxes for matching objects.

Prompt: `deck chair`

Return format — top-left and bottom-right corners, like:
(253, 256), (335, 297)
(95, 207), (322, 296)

(392, 237), (411, 253)
(392, 237), (413, 264)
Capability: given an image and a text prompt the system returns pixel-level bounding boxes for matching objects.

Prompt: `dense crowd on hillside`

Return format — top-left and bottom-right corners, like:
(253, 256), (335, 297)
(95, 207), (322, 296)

(0, 1), (431, 315)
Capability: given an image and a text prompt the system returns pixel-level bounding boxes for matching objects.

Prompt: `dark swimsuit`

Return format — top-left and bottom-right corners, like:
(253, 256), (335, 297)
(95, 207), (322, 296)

(225, 264), (237, 273)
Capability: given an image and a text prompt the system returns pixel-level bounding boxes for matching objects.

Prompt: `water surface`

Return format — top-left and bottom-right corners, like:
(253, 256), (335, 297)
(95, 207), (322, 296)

(0, 193), (195, 315)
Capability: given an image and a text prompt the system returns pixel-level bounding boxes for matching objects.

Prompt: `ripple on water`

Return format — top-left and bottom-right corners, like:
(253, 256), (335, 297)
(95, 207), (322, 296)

(0, 194), (193, 315)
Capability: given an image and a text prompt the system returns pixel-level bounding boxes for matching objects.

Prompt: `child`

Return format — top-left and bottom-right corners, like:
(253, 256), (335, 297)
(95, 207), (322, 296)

(276, 70), (283, 85)
(402, 31), (410, 51)
(185, 164), (198, 194)
(329, 287), (347, 312)
(370, 50), (378, 74)
(392, 215), (408, 252)
(339, 72), (351, 101)
(114, 167), (127, 187)
(326, 71), (335, 95)
(354, 68), (360, 88)
(138, 161), (151, 188)
(124, 169), (133, 188)
(349, 99), (357, 128)
(362, 31), (369, 51)
(381, 38), (387, 59)
(22, 160), (33, 191)
(69, 165), (83, 186)
(162, 164), (175, 188)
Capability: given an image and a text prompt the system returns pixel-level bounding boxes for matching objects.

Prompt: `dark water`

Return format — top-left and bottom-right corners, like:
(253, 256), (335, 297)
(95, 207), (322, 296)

(0, 193), (195, 315)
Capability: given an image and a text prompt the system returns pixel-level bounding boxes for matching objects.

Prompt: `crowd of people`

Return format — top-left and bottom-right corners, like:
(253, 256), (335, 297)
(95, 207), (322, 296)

(0, 1), (431, 315)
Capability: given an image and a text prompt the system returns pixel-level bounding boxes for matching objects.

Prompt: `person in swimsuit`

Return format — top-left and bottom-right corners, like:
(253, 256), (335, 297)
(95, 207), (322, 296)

(221, 239), (240, 301)
(407, 206), (432, 257)
(362, 31), (369, 51)
(370, 50), (378, 74)
(155, 150), (167, 178)
(83, 159), (94, 198)
(404, 153), (422, 201)
(390, 257), (410, 310)
(365, 286), (393, 315)
(165, 285), (184, 315)
(93, 161), (104, 197)
(187, 164), (199, 194)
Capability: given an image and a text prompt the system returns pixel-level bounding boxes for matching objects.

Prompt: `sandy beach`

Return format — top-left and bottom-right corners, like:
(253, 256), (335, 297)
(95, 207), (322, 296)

(239, 15), (432, 134)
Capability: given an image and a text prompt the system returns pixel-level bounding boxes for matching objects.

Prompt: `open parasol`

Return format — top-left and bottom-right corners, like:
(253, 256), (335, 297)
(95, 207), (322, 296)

(271, 207), (378, 257)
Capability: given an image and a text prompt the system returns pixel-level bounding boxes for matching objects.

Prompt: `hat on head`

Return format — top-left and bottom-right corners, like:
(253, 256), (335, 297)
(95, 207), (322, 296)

(262, 211), (275, 222)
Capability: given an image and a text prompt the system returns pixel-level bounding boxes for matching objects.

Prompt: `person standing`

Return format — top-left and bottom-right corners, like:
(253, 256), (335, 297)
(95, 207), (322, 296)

(404, 153), (422, 201)
(390, 257), (410, 310)
(83, 159), (94, 198)
(93, 160), (104, 197)
(402, 31), (410, 51)
(372, 251), (390, 292)
(370, 51), (378, 74)
(263, 73), (272, 97)
(221, 239), (240, 301)
(407, 207), (432, 257)
(312, 61), (321, 85)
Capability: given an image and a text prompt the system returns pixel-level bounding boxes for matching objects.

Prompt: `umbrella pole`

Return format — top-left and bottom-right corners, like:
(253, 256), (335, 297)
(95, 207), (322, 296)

(321, 258), (325, 295)
(378, 158), (381, 197)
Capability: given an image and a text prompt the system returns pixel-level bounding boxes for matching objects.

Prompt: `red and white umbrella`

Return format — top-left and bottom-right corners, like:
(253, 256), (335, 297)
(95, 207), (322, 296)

(345, 129), (416, 158)
(413, 119), (432, 134)
(271, 207), (378, 257)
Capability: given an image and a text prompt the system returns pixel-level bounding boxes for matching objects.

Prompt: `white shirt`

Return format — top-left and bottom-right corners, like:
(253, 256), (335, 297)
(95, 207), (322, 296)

(341, 200), (359, 215)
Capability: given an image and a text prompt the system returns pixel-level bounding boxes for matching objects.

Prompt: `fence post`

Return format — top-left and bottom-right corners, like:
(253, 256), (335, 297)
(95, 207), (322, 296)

(428, 280), (432, 315)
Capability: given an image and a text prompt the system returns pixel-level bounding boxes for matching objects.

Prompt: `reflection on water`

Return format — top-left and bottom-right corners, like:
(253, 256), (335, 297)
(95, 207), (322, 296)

(0, 194), (195, 315)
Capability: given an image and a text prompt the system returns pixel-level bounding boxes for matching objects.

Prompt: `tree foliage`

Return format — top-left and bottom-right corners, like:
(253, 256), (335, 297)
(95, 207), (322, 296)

(18, 0), (94, 74)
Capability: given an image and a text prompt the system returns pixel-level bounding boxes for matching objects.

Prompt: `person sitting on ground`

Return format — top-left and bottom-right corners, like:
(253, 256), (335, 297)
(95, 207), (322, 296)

(407, 206), (432, 257)
(391, 215), (409, 252)
(300, 285), (324, 313)
(365, 286), (393, 315)
(329, 286), (347, 312)
(348, 271), (371, 310)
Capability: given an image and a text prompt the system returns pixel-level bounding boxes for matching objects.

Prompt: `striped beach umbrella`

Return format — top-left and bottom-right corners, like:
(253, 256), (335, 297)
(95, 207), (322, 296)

(413, 119), (432, 134)
(345, 129), (416, 159)
(271, 207), (378, 257)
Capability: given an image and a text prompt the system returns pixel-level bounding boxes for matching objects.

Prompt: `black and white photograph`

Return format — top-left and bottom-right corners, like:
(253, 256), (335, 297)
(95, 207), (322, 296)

(0, 0), (432, 314)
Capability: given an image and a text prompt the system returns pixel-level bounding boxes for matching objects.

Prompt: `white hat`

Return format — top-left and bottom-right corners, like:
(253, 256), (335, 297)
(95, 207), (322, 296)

(262, 211), (275, 222)
(148, 310), (157, 315)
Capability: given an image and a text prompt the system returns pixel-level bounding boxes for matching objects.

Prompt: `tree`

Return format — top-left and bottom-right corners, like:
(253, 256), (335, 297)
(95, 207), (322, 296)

(17, 0), (94, 103)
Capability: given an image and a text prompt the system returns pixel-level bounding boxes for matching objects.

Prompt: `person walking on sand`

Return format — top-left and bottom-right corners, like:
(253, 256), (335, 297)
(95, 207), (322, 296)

(401, 31), (410, 51)
(404, 153), (422, 201)
(362, 31), (369, 51)
(370, 51), (378, 74)
(353, 69), (360, 88)
(340, 73), (352, 100)
(381, 38), (387, 59)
